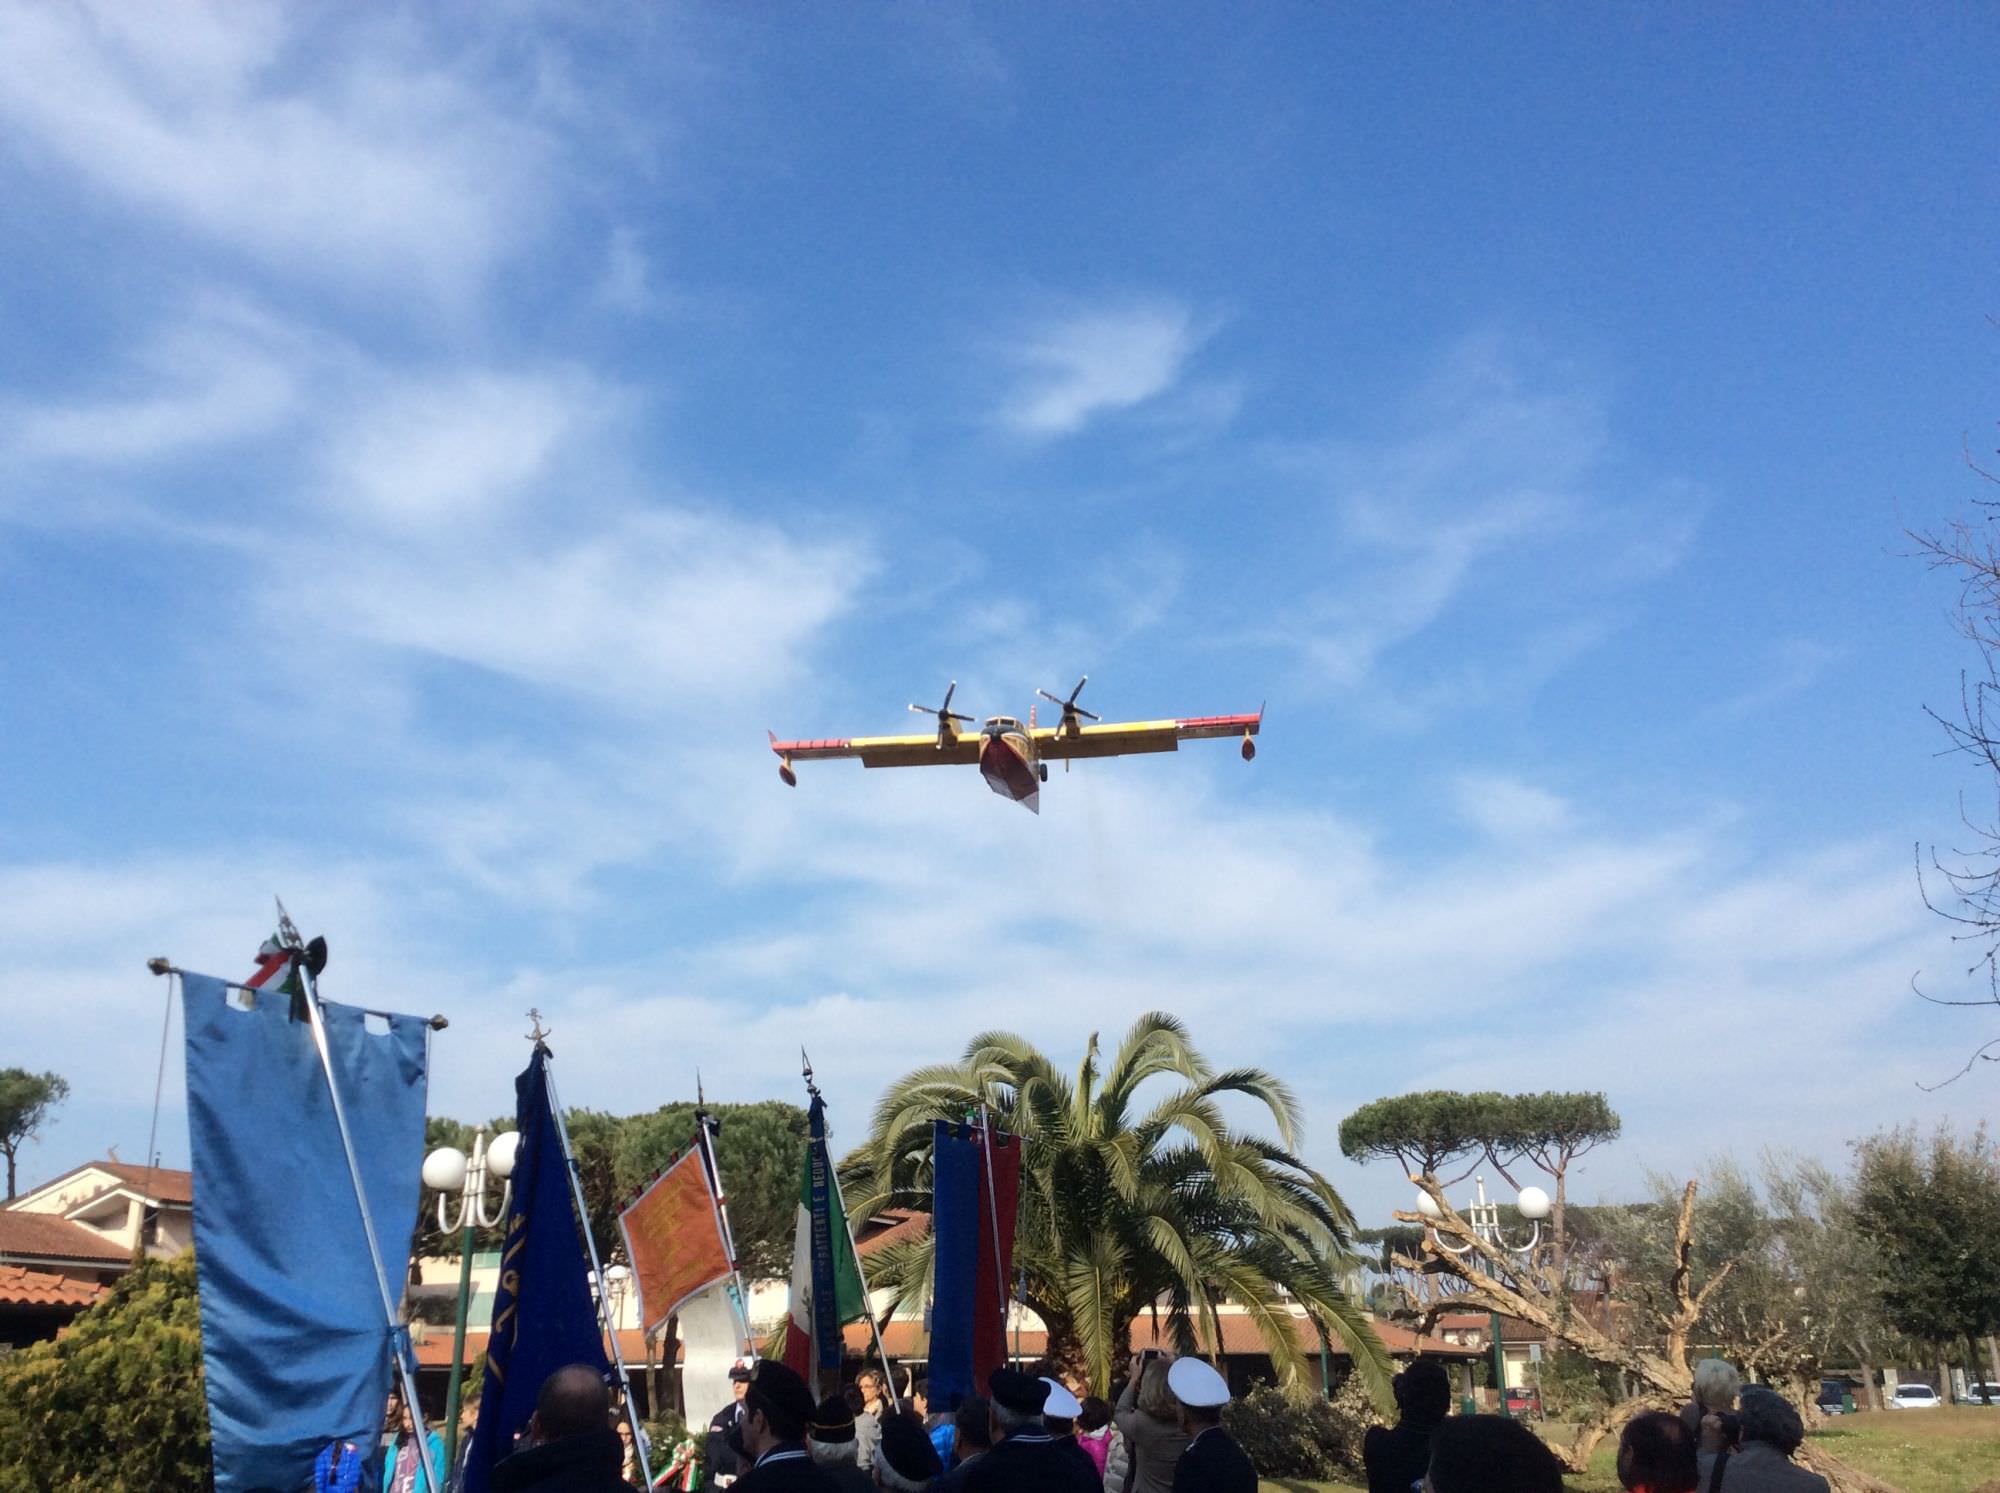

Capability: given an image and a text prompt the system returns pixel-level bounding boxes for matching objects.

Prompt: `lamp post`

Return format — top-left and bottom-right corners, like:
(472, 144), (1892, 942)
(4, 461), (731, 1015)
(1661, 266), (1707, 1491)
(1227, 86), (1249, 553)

(1416, 1176), (1551, 1414)
(423, 1128), (519, 1473)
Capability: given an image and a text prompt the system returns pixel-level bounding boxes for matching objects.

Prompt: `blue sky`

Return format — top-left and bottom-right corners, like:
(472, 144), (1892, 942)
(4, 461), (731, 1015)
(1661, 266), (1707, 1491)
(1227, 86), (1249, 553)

(3, 2), (1996, 1226)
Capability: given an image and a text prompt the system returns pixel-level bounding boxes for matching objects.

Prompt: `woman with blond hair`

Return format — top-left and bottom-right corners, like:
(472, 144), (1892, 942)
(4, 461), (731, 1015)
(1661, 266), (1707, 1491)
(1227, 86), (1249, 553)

(1114, 1353), (1189, 1493)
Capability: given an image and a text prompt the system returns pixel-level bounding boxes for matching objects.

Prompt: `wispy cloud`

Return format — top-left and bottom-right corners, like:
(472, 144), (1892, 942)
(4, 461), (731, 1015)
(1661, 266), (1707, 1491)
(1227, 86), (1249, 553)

(1259, 334), (1704, 718)
(0, 2), (557, 307)
(998, 298), (1214, 438)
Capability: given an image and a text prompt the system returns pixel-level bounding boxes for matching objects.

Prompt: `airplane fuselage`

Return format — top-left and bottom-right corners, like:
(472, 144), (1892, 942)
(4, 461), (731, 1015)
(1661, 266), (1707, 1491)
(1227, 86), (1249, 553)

(977, 717), (1042, 811)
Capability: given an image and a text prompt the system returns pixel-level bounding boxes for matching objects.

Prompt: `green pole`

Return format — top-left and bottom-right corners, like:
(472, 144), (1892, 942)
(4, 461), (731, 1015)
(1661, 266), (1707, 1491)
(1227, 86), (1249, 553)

(1490, 1310), (1506, 1415)
(1319, 1336), (1332, 1400)
(442, 1221), (478, 1476)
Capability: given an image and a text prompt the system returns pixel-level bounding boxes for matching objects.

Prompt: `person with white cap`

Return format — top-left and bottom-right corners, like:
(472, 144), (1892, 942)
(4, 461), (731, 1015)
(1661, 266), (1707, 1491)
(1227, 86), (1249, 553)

(1040, 1378), (1099, 1484)
(1164, 1358), (1253, 1493)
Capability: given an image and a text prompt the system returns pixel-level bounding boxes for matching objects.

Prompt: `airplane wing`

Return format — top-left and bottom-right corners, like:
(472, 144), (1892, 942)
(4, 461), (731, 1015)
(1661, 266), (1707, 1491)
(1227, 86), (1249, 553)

(1032, 711), (1262, 761)
(769, 730), (982, 769)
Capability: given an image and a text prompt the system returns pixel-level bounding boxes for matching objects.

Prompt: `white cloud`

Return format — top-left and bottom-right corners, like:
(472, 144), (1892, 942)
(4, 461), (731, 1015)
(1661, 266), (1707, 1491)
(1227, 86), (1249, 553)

(999, 299), (1213, 438)
(0, 298), (308, 475)
(288, 503), (866, 709)
(317, 367), (614, 531)
(1261, 334), (1704, 715)
(10, 761), (1981, 1229)
(1452, 773), (1577, 841)
(0, 2), (556, 305)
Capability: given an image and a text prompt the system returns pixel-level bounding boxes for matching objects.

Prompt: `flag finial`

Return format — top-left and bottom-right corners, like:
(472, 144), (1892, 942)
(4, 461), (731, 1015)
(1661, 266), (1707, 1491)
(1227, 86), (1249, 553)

(526, 1008), (552, 1044)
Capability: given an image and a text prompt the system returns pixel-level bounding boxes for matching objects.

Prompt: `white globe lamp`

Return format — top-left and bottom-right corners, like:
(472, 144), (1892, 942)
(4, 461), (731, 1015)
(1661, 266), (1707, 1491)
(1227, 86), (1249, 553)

(422, 1146), (468, 1194)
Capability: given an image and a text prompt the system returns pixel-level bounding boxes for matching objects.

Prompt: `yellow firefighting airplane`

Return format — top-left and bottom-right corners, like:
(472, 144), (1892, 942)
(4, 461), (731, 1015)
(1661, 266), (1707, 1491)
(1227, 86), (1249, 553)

(769, 677), (1261, 814)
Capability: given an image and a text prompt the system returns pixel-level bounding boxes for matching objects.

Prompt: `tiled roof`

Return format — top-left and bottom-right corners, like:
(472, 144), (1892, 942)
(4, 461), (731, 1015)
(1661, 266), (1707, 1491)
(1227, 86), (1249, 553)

(0, 1264), (107, 1309)
(94, 1162), (194, 1206)
(855, 1208), (929, 1256)
(0, 1212), (130, 1264)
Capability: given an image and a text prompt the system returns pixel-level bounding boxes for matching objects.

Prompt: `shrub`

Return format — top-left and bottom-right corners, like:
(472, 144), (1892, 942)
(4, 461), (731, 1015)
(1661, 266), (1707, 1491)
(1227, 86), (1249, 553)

(1224, 1378), (1382, 1479)
(0, 1254), (214, 1493)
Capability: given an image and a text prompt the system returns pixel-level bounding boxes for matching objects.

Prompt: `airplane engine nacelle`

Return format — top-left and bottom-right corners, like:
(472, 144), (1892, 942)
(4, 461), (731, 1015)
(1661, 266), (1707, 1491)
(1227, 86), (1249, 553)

(779, 761), (797, 787)
(1241, 733), (1256, 762)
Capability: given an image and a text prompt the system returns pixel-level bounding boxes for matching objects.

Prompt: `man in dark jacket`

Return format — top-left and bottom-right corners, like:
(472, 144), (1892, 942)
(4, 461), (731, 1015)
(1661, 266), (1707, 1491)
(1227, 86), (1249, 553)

(963, 1369), (1098, 1493)
(734, 1359), (841, 1493)
(1165, 1359), (1253, 1493)
(491, 1364), (637, 1493)
(707, 1362), (756, 1486)
(1362, 1358), (1451, 1493)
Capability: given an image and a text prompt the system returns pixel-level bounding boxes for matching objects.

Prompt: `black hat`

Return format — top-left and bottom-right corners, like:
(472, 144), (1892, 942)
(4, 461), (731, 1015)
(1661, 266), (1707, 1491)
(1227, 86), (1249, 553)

(748, 1359), (817, 1431)
(987, 1367), (1051, 1416)
(727, 1360), (753, 1384)
(877, 1413), (945, 1480)
(811, 1394), (857, 1444)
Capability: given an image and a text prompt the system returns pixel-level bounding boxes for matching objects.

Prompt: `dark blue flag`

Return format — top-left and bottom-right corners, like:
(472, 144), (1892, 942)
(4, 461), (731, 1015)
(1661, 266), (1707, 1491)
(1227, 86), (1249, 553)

(182, 972), (430, 1493)
(462, 1046), (610, 1493)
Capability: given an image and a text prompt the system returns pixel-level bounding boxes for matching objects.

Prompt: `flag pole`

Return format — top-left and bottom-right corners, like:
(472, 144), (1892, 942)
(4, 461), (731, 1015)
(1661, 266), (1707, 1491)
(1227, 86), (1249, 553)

(695, 1072), (758, 1358)
(539, 1031), (653, 1492)
(280, 908), (441, 1493)
(974, 1104), (1011, 1359)
(803, 1049), (901, 1412)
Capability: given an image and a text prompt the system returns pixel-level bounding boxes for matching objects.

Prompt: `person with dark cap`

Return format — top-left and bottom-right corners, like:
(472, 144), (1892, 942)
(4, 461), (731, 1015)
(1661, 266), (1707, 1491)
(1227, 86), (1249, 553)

(1426, 1416), (1565, 1493)
(733, 1359), (840, 1492)
(963, 1368), (1099, 1493)
(808, 1395), (878, 1493)
(1696, 1386), (1828, 1493)
(873, 1413), (945, 1491)
(491, 1364), (638, 1493)
(1164, 1358), (1252, 1493)
(1363, 1358), (1452, 1493)
(708, 1361), (757, 1487)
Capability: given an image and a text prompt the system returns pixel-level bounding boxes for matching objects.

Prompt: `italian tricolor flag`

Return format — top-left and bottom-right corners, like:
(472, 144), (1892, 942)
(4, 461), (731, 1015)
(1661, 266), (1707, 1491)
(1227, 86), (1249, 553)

(782, 1091), (869, 1386)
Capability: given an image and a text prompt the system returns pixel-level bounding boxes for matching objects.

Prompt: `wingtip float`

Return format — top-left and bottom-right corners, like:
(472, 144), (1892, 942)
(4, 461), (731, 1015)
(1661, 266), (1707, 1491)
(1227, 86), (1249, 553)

(768, 678), (1262, 812)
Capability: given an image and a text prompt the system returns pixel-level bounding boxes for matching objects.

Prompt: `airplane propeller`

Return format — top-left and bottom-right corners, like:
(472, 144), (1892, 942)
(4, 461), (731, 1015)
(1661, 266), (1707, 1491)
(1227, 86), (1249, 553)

(1037, 676), (1099, 737)
(910, 681), (974, 747)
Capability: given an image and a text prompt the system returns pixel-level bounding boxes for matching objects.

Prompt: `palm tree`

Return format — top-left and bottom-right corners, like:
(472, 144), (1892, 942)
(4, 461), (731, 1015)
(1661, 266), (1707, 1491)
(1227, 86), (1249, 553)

(843, 1013), (1392, 1402)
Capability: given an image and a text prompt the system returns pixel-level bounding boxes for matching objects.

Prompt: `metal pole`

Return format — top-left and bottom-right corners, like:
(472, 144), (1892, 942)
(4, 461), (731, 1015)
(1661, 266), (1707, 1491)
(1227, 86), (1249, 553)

(440, 1127), (487, 1484)
(297, 961), (441, 1493)
(696, 1084), (758, 1358)
(543, 1053), (653, 1491)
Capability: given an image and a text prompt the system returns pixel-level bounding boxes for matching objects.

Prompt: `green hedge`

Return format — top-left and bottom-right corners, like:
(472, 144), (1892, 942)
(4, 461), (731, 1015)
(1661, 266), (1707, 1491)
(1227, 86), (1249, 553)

(1224, 1378), (1381, 1479)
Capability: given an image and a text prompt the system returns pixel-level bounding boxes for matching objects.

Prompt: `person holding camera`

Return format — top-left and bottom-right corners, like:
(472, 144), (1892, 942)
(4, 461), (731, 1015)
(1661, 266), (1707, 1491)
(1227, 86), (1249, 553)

(1114, 1351), (1190, 1493)
(1696, 1387), (1828, 1493)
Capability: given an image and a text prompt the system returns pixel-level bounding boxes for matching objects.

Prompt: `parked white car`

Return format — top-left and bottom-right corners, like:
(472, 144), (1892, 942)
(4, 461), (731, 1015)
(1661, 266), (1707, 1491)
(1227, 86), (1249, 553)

(1890, 1383), (1942, 1409)
(1966, 1382), (2000, 1404)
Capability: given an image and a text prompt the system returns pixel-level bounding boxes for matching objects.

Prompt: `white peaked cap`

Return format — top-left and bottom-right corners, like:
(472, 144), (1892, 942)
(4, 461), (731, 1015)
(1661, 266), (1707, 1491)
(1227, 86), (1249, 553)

(1040, 1378), (1083, 1418)
(1167, 1357), (1231, 1408)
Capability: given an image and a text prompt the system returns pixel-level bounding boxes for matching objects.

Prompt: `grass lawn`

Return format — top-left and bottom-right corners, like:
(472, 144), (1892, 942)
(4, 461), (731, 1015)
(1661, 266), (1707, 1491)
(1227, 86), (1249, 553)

(1805, 1406), (2000, 1493)
(1259, 1404), (2000, 1493)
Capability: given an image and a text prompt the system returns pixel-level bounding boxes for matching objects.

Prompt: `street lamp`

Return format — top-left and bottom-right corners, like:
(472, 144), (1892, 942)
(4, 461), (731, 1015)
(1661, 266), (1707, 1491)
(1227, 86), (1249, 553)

(424, 1128), (518, 1473)
(1416, 1176), (1551, 1414)
(601, 1263), (633, 1329)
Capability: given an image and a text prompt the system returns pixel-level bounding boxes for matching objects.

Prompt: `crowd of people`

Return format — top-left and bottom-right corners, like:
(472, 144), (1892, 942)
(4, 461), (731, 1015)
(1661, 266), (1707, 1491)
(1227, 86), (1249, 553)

(692, 1350), (1252, 1493)
(385, 1348), (1829, 1493)
(1359, 1355), (1830, 1493)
